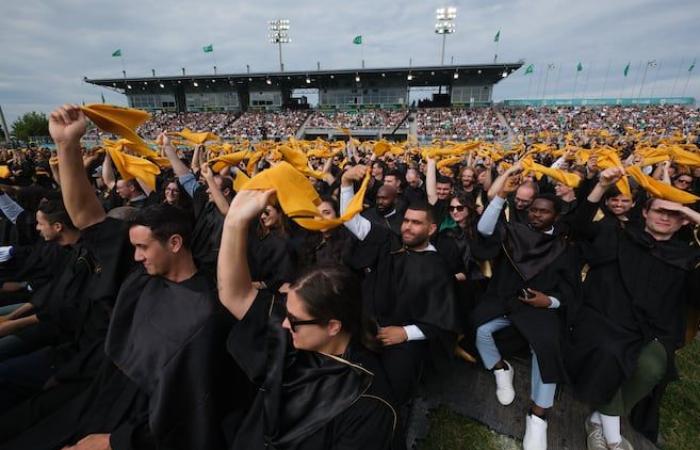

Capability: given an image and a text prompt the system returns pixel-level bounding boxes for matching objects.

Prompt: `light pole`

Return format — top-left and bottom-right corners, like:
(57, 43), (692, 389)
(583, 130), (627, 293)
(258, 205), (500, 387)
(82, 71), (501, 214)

(269, 19), (290, 72)
(435, 7), (456, 66)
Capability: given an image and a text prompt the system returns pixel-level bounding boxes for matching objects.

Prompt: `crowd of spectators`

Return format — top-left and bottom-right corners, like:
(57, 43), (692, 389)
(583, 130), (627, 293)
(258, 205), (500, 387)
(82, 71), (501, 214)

(306, 110), (408, 129)
(500, 105), (700, 136)
(415, 107), (509, 141)
(118, 105), (700, 143)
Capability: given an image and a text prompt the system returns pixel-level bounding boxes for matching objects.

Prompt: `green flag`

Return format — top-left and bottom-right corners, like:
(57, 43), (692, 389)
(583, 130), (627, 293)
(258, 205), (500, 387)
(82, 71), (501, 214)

(203, 44), (214, 53)
(524, 64), (534, 75)
(623, 62), (630, 77)
(577, 62), (583, 72)
(353, 35), (362, 45)
(494, 30), (500, 43)
(689, 60), (696, 72)
(112, 49), (122, 57)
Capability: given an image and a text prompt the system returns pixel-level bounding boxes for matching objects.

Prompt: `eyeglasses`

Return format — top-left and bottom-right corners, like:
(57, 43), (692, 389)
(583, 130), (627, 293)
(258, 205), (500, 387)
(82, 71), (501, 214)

(448, 205), (466, 212)
(285, 314), (326, 332)
(675, 179), (692, 185)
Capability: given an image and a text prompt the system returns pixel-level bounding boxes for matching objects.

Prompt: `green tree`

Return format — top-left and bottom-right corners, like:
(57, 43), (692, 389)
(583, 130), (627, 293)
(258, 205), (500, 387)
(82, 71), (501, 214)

(11, 112), (49, 142)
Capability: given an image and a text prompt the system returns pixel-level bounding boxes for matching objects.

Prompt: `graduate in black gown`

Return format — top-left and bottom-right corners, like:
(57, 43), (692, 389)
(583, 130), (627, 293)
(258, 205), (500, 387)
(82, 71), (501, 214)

(0, 108), (134, 418)
(299, 197), (354, 270)
(247, 202), (296, 293)
(472, 168), (580, 450)
(340, 165), (460, 406)
(0, 201), (243, 450)
(566, 167), (700, 450)
(218, 188), (396, 450)
(161, 133), (231, 274)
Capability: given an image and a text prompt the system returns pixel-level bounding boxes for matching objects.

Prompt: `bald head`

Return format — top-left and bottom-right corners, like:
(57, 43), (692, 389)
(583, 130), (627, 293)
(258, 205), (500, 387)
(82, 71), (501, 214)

(376, 185), (397, 214)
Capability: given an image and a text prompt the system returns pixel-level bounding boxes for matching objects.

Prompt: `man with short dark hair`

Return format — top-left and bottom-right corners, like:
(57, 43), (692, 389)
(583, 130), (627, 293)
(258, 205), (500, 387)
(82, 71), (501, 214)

(473, 169), (579, 450)
(341, 165), (459, 405)
(362, 184), (403, 236)
(0, 104), (242, 450)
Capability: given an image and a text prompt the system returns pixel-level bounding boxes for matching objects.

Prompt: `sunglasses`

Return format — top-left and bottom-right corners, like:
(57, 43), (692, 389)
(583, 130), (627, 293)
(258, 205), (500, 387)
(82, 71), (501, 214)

(448, 205), (466, 212)
(285, 313), (326, 332)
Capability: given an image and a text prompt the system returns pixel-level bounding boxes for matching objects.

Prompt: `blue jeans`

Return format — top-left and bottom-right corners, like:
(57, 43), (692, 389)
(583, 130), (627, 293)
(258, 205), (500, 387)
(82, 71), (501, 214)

(475, 316), (557, 409)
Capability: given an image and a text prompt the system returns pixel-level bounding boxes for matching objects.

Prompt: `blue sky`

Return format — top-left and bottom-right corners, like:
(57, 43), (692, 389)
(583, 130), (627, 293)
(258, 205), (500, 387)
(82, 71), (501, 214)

(1, 0), (698, 125)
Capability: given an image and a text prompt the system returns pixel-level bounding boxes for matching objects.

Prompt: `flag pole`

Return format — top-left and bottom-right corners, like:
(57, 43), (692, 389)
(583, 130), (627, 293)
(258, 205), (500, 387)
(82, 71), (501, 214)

(527, 72), (533, 100)
(572, 69), (580, 99)
(212, 49), (218, 74)
(601, 59), (611, 98)
(630, 60), (642, 98)
(120, 53), (126, 77)
(582, 61), (591, 99)
(670, 58), (684, 97)
(637, 61), (651, 99)
(649, 59), (661, 98)
(681, 58), (696, 97)
(554, 62), (562, 99)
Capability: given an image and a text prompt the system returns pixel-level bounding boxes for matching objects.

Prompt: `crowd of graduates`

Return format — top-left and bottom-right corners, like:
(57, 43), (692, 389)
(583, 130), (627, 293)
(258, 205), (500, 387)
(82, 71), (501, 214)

(0, 103), (697, 450)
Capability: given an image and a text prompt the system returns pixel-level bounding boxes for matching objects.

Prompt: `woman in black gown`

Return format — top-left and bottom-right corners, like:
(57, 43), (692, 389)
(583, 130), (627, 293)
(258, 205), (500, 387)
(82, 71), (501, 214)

(218, 189), (396, 450)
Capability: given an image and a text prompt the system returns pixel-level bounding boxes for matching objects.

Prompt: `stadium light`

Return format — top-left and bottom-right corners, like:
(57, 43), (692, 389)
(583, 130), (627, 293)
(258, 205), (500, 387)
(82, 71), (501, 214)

(266, 78), (272, 85)
(435, 6), (456, 65)
(502, 71), (508, 78)
(193, 81), (199, 87)
(453, 71), (459, 79)
(269, 19), (291, 72)
(306, 76), (311, 84)
(159, 82), (165, 88)
(407, 73), (413, 81)
(355, 74), (360, 82)
(126, 84), (132, 89)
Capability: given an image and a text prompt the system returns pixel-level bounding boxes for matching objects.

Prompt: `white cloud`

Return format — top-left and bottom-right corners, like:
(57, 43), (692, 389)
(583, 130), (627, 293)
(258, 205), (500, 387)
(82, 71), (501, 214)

(1, 0), (698, 125)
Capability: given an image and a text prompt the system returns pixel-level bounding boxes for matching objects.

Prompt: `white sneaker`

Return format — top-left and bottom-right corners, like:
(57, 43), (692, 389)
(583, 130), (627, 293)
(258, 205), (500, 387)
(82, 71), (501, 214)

(493, 360), (515, 405)
(607, 437), (634, 450)
(585, 417), (607, 450)
(523, 413), (548, 450)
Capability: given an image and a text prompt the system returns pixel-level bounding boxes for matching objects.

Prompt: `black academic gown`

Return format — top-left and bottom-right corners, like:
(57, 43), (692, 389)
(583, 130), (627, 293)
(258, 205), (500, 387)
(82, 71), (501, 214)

(362, 207), (403, 237)
(190, 184), (225, 274)
(0, 267), (244, 450)
(248, 226), (296, 293)
(470, 221), (580, 384)
(345, 224), (460, 403)
(225, 291), (396, 450)
(565, 199), (700, 406)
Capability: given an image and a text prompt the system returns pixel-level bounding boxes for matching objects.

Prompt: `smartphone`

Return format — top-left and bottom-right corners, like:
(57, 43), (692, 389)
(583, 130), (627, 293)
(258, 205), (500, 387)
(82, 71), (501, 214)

(521, 288), (535, 299)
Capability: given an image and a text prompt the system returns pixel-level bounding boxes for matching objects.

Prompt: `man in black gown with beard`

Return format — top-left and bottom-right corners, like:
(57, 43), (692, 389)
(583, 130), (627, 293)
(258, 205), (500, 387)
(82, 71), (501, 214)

(340, 165), (459, 406)
(0, 105), (243, 450)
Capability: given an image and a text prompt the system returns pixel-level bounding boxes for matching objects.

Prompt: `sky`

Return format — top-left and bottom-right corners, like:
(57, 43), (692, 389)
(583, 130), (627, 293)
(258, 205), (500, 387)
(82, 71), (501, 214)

(1, 0), (699, 126)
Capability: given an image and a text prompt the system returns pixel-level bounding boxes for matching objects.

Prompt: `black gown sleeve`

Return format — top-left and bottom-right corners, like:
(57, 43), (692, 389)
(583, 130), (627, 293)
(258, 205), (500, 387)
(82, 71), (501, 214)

(331, 396), (395, 450)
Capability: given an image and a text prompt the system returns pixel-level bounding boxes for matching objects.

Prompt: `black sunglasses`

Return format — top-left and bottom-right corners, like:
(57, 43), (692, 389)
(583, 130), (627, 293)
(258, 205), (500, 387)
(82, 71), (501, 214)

(285, 314), (326, 332)
(448, 205), (466, 212)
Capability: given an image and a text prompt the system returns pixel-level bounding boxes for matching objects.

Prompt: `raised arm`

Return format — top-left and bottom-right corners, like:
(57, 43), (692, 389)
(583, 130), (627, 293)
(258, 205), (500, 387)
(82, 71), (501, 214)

(487, 162), (520, 201)
(340, 165), (372, 241)
(190, 145), (203, 175)
(426, 157), (438, 205)
(158, 132), (190, 177)
(101, 151), (117, 190)
(217, 189), (275, 320)
(201, 163), (230, 215)
(49, 105), (106, 229)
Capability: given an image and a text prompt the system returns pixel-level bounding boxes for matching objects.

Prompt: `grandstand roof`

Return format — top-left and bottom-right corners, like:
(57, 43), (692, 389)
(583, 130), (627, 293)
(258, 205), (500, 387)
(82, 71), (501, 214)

(85, 62), (524, 93)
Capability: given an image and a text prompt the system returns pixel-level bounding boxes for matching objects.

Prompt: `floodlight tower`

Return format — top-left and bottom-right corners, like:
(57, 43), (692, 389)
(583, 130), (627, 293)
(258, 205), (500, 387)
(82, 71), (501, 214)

(269, 19), (291, 72)
(435, 7), (456, 66)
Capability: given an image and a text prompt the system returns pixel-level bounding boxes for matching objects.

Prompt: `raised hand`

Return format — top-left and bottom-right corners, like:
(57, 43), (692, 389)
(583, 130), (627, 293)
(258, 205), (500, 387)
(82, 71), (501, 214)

(49, 104), (87, 145)
(226, 189), (276, 225)
(341, 164), (368, 187)
(598, 167), (624, 188)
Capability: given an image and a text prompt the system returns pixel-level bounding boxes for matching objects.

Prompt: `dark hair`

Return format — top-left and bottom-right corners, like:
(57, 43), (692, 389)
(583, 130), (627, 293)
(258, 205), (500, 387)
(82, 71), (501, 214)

(291, 264), (379, 352)
(384, 170), (405, 188)
(129, 204), (193, 249)
(37, 198), (77, 231)
(125, 178), (144, 194)
(372, 161), (387, 177)
(406, 200), (437, 224)
(532, 193), (562, 214)
(436, 175), (453, 186)
(449, 192), (478, 239)
(218, 176), (234, 198)
(319, 195), (340, 216)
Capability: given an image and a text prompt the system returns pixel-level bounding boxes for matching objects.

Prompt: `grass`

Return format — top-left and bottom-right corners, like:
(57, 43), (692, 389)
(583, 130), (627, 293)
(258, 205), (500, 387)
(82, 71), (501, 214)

(420, 339), (700, 450)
